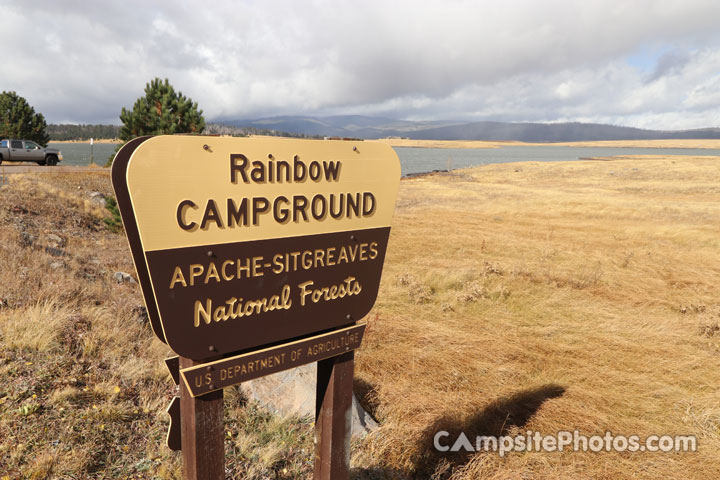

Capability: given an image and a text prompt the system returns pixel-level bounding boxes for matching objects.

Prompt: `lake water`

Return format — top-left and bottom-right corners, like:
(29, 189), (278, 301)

(50, 142), (720, 176)
(393, 145), (720, 176)
(48, 142), (119, 166)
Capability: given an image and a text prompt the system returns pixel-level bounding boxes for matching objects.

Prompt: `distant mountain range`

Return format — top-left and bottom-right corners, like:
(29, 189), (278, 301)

(222, 115), (720, 142)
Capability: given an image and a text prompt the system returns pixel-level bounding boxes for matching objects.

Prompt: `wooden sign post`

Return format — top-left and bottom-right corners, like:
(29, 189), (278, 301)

(112, 135), (400, 479)
(315, 351), (355, 479)
(179, 356), (225, 480)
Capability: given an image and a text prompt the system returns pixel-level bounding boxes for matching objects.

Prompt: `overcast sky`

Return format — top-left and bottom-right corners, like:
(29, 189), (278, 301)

(2, 0), (720, 129)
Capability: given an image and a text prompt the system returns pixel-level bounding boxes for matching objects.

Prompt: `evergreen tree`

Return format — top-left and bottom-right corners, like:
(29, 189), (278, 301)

(119, 78), (205, 141)
(0, 91), (50, 146)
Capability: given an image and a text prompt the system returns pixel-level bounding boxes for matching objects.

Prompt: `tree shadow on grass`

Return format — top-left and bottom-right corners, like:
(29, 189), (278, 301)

(411, 383), (566, 477)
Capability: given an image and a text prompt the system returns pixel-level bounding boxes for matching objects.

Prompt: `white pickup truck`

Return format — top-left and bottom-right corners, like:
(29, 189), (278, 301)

(0, 139), (63, 165)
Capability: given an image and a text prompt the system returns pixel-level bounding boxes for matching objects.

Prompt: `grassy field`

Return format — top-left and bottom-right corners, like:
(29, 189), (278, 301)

(1, 155), (719, 479)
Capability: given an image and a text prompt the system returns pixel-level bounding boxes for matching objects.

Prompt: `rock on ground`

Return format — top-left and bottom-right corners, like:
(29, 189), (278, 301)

(240, 363), (378, 439)
(44, 233), (65, 248)
(89, 191), (106, 206)
(113, 271), (136, 284)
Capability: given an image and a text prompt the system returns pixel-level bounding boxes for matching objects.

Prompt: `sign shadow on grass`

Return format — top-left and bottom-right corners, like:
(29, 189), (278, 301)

(413, 383), (567, 476)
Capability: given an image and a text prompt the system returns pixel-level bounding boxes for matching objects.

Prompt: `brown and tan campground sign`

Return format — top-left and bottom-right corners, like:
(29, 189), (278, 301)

(113, 135), (400, 479)
(112, 135), (400, 360)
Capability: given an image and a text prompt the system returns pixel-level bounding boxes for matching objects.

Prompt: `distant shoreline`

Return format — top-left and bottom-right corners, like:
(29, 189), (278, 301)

(521, 139), (720, 149)
(371, 138), (516, 149)
(372, 138), (720, 149)
(49, 139), (119, 144)
(46, 137), (720, 150)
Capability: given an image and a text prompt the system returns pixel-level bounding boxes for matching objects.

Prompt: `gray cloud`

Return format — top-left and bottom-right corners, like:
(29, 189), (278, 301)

(2, 0), (720, 129)
(647, 51), (692, 82)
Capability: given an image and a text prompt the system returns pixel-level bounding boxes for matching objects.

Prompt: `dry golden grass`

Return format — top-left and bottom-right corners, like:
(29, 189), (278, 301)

(0, 173), (179, 478)
(1, 156), (719, 478)
(0, 172), (315, 479)
(352, 155), (720, 478)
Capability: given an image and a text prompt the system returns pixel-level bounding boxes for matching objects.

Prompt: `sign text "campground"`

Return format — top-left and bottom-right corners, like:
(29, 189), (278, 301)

(176, 154), (377, 231)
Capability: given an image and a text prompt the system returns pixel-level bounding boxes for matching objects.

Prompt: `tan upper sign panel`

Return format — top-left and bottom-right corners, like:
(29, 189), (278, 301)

(126, 136), (401, 252)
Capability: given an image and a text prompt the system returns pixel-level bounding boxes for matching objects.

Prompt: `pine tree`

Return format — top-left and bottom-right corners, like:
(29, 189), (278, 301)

(0, 91), (51, 146)
(119, 78), (205, 141)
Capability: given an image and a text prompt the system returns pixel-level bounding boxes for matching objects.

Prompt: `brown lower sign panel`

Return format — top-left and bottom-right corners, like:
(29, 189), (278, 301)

(180, 324), (365, 397)
(148, 227), (388, 360)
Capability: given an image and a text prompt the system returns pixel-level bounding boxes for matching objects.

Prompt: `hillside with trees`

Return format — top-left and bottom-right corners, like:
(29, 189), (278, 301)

(204, 123), (323, 139)
(45, 122), (322, 142)
(47, 124), (120, 141)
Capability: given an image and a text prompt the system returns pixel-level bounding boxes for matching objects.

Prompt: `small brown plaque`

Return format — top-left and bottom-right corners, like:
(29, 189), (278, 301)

(180, 324), (365, 397)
